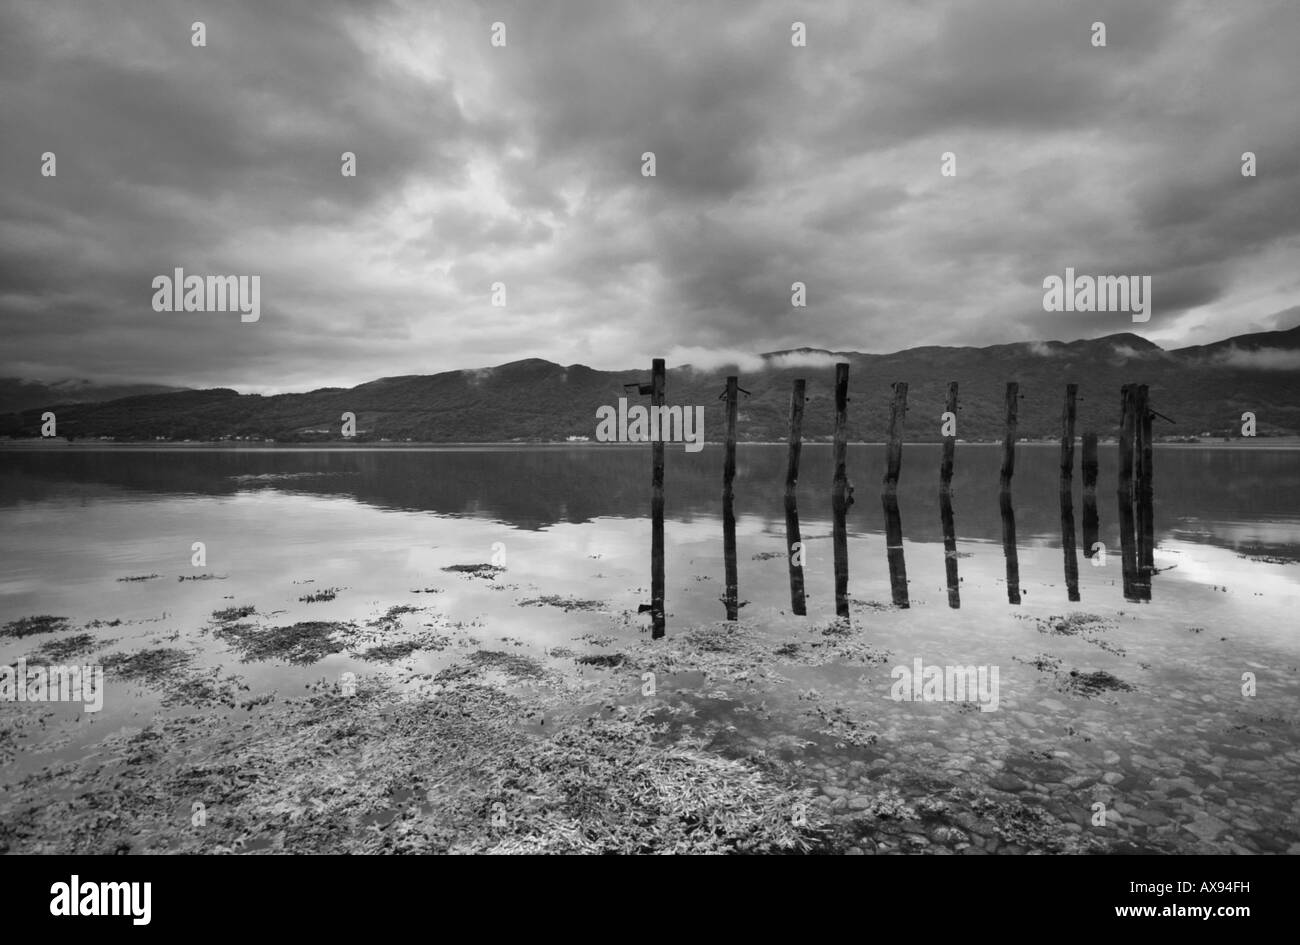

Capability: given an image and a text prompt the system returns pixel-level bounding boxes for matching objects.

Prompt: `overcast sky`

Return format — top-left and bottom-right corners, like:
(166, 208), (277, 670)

(2, 0), (1297, 393)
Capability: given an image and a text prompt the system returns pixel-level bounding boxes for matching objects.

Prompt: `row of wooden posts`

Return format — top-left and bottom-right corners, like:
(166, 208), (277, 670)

(639, 359), (1158, 638)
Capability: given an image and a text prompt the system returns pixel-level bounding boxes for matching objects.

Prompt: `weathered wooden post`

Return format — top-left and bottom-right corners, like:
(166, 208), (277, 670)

(722, 375), (739, 620)
(784, 379), (807, 615)
(1081, 431), (1100, 561)
(1060, 384), (1078, 490)
(881, 381), (909, 607)
(1000, 382), (1019, 493)
(939, 381), (958, 494)
(1117, 384), (1140, 602)
(785, 380), (805, 504)
(998, 381), (1021, 603)
(1060, 384), (1080, 601)
(939, 380), (960, 607)
(831, 363), (852, 619)
(883, 382), (908, 496)
(1136, 383), (1155, 593)
(651, 359), (666, 637)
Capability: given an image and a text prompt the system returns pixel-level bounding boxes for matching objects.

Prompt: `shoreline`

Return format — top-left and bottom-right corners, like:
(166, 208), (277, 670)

(5, 584), (1295, 854)
(4, 437), (1300, 451)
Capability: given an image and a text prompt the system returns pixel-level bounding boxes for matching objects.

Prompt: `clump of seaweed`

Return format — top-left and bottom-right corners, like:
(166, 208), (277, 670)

(467, 650), (547, 680)
(1014, 653), (1063, 673)
(357, 633), (450, 663)
(575, 653), (627, 669)
(1060, 669), (1134, 698)
(212, 605), (255, 623)
(441, 564), (504, 579)
(213, 621), (349, 664)
(1, 615), (71, 639)
(101, 648), (193, 685)
(299, 587), (340, 604)
(1030, 612), (1125, 656)
(519, 596), (605, 613)
(371, 605), (421, 624)
(116, 574), (160, 583)
(26, 633), (111, 663)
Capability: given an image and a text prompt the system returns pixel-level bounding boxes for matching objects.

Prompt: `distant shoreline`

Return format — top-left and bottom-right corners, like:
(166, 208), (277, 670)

(4, 436), (1299, 451)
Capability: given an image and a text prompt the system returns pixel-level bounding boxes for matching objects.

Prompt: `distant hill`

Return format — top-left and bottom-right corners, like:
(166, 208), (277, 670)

(3, 327), (1298, 443)
(0, 379), (189, 415)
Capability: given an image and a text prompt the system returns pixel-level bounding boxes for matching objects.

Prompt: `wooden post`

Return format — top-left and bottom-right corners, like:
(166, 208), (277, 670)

(883, 382), (908, 495)
(1081, 431), (1099, 561)
(784, 380), (806, 615)
(722, 376), (739, 620)
(1136, 383), (1155, 590)
(999, 382), (1019, 493)
(1117, 384), (1139, 602)
(785, 380), (805, 502)
(1060, 384), (1077, 490)
(939, 381), (958, 494)
(831, 363), (852, 620)
(650, 359), (666, 638)
(940, 380), (960, 608)
(1060, 384), (1079, 601)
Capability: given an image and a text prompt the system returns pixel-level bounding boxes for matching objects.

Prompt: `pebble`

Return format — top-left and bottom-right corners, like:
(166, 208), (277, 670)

(990, 773), (1028, 793)
(930, 825), (969, 844)
(1183, 814), (1231, 842)
(1133, 809), (1171, 827)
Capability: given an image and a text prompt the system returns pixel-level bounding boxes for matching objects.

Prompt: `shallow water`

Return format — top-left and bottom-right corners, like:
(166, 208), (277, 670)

(2, 444), (1298, 851)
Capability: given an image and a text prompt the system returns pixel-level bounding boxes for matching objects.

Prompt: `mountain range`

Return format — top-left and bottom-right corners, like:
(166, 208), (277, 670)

(3, 326), (1298, 443)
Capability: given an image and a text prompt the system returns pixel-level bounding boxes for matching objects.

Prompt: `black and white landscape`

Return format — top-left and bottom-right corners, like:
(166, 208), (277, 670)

(1, 0), (1298, 861)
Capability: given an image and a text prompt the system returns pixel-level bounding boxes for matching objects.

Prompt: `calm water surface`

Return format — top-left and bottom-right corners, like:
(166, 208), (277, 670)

(2, 445), (1298, 851)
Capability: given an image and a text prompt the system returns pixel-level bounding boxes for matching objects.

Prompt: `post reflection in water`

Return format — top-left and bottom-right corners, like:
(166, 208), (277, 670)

(1081, 432), (1101, 566)
(882, 493), (909, 608)
(1060, 488), (1081, 602)
(999, 491), (1022, 605)
(940, 491), (961, 609)
(784, 494), (806, 615)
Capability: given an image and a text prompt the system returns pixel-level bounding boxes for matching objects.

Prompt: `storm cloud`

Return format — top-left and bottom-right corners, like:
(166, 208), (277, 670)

(1, 0), (1297, 392)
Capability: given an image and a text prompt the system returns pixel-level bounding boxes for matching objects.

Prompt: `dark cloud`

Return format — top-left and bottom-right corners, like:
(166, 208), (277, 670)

(0, 0), (1296, 391)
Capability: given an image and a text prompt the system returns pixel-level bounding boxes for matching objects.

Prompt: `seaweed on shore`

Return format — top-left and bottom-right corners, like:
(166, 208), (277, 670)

(26, 633), (113, 663)
(1, 615), (72, 639)
(214, 621), (350, 664)
(212, 605), (255, 624)
(520, 596), (605, 613)
(101, 648), (193, 684)
(575, 653), (627, 669)
(357, 633), (450, 663)
(1060, 669), (1135, 698)
(441, 564), (504, 579)
(0, 680), (825, 855)
(467, 649), (547, 679)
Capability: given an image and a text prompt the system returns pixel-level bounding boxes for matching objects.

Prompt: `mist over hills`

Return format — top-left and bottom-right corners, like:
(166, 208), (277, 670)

(0, 379), (189, 415)
(3, 327), (1298, 443)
